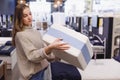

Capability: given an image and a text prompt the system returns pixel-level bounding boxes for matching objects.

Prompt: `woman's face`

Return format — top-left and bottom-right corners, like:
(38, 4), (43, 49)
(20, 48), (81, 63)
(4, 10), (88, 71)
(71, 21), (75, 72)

(22, 7), (32, 26)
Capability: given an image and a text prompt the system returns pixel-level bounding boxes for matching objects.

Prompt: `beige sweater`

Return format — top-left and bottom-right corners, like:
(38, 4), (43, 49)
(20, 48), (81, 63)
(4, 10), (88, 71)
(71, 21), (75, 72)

(15, 26), (54, 80)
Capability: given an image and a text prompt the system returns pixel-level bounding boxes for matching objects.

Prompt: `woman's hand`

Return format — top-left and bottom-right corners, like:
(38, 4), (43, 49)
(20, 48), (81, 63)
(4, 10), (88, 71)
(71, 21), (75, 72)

(50, 38), (70, 50)
(44, 38), (70, 55)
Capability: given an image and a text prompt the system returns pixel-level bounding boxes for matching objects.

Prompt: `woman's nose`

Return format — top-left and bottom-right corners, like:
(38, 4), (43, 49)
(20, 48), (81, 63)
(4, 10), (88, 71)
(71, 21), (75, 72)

(28, 15), (32, 20)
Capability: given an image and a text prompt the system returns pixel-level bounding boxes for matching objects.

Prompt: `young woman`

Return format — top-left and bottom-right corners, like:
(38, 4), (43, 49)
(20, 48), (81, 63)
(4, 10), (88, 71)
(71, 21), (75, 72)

(12, 4), (81, 80)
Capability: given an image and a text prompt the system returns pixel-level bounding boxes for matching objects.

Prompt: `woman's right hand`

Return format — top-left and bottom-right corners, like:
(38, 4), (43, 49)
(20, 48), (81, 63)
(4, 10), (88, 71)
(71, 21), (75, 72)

(44, 38), (70, 55)
(50, 38), (70, 50)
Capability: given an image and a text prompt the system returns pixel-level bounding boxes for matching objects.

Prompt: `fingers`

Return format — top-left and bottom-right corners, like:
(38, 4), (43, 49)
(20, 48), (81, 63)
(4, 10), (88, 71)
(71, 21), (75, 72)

(57, 43), (70, 50)
(54, 38), (63, 42)
(51, 38), (70, 50)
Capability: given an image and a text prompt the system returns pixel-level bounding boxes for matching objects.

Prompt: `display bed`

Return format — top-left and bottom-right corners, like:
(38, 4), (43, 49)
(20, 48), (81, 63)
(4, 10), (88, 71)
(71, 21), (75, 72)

(0, 37), (16, 69)
(0, 37), (12, 46)
(0, 60), (7, 80)
(79, 59), (120, 80)
(0, 49), (16, 69)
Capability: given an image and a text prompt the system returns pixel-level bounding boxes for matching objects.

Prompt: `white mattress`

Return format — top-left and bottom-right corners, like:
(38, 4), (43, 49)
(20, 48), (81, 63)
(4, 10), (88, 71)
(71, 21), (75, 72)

(0, 49), (16, 69)
(79, 59), (120, 80)
(0, 37), (12, 45)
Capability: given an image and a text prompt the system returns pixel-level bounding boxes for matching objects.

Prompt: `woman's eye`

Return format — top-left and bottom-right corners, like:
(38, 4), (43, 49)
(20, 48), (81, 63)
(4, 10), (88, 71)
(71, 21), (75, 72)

(23, 14), (27, 18)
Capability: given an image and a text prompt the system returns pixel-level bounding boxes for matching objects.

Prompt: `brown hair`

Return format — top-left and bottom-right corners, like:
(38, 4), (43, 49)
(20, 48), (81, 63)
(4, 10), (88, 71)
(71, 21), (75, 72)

(12, 4), (29, 46)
